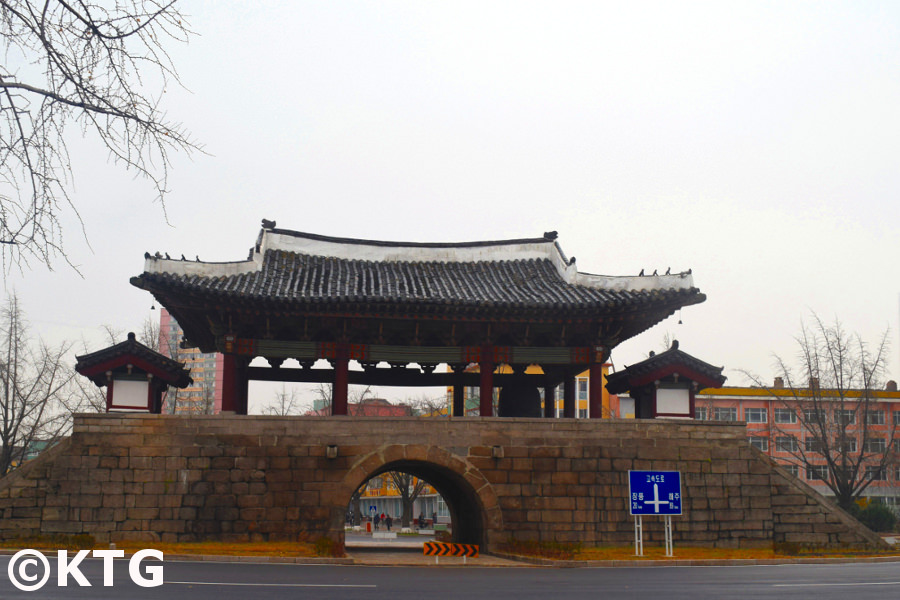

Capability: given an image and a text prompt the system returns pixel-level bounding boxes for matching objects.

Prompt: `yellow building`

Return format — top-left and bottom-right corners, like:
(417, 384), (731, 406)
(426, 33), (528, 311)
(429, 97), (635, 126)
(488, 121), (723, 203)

(446, 363), (615, 418)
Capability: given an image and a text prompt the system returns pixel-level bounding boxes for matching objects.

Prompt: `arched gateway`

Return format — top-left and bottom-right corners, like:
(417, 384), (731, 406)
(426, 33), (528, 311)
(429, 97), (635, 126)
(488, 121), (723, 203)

(338, 445), (502, 546)
(0, 223), (882, 553)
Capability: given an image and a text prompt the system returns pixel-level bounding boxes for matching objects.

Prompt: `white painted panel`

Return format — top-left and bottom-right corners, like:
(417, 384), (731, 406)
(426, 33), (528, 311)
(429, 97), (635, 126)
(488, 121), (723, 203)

(619, 397), (635, 419)
(113, 380), (149, 409)
(657, 388), (690, 415)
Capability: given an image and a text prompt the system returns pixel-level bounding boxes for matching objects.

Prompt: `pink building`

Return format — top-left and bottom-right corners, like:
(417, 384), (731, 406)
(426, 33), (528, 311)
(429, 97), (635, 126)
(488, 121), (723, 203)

(305, 397), (414, 417)
(694, 379), (900, 509)
(159, 308), (225, 413)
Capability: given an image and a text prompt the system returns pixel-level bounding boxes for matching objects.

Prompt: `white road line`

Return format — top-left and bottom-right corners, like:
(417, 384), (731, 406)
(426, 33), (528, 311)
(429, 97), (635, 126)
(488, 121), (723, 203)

(166, 581), (376, 588)
(774, 581), (900, 588)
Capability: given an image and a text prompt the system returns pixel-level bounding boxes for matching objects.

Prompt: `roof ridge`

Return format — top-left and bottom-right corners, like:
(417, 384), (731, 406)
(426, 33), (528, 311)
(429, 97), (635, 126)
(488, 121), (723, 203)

(268, 228), (554, 249)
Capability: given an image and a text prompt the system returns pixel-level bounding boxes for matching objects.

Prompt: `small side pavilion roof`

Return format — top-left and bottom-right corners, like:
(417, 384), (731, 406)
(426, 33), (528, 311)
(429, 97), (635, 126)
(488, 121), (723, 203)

(605, 340), (726, 394)
(75, 332), (193, 389)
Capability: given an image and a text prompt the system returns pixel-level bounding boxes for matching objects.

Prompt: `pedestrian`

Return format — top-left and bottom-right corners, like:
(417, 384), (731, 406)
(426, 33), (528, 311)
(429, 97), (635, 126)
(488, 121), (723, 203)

(418, 512), (425, 529)
(374, 513), (380, 531)
(432, 511), (437, 526)
(386, 514), (393, 531)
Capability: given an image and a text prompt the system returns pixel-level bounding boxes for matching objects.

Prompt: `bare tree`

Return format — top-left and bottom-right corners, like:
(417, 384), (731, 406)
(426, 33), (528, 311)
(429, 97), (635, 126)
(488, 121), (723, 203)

(307, 383), (375, 415)
(744, 315), (893, 510)
(0, 0), (198, 271)
(262, 384), (303, 416)
(388, 471), (427, 529)
(0, 293), (75, 474)
(406, 393), (449, 417)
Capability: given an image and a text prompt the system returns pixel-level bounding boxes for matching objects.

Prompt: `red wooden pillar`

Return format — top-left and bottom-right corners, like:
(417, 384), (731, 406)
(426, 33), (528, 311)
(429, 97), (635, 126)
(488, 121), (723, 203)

(479, 346), (494, 417)
(332, 344), (349, 416)
(221, 354), (250, 414)
(235, 358), (249, 415)
(563, 376), (576, 418)
(589, 362), (604, 419)
(452, 365), (466, 417)
(221, 354), (238, 413)
(543, 384), (556, 418)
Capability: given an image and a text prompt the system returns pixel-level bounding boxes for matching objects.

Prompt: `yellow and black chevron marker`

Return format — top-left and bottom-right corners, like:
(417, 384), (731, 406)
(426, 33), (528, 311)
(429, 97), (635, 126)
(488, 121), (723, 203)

(423, 541), (479, 559)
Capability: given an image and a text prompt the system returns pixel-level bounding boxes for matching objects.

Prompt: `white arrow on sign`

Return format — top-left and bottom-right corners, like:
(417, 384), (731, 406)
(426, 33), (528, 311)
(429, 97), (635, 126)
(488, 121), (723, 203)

(645, 483), (668, 513)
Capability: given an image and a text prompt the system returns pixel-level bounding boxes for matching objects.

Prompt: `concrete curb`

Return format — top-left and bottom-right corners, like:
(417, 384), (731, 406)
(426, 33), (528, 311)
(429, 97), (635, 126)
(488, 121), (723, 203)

(491, 551), (900, 568)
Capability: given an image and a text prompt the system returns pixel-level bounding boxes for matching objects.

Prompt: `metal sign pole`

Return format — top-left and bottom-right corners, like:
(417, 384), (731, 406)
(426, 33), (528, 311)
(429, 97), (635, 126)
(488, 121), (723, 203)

(634, 515), (643, 556)
(664, 515), (673, 557)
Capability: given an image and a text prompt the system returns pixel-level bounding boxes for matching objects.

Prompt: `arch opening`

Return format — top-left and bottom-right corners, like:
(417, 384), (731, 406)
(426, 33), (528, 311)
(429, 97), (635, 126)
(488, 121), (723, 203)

(344, 459), (487, 548)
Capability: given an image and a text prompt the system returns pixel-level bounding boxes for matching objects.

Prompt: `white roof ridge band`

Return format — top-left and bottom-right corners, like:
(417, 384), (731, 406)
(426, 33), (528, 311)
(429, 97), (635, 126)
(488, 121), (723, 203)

(142, 229), (696, 293)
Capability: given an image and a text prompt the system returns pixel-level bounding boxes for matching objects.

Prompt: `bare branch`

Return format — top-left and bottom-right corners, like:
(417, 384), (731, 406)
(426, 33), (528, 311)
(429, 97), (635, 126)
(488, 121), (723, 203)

(0, 0), (199, 271)
(742, 313), (893, 510)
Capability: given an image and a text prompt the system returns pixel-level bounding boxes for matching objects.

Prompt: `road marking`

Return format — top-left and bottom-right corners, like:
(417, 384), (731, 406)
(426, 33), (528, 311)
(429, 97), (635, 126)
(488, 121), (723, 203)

(774, 581), (900, 587)
(166, 581), (376, 588)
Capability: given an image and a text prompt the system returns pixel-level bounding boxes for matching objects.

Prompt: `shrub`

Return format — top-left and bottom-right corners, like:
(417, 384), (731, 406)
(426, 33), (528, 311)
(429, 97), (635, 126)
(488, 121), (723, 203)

(857, 504), (897, 532)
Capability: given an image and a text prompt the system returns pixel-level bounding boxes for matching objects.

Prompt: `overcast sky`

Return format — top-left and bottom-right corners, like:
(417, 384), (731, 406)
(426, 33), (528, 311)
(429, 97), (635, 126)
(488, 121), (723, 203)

(6, 1), (900, 409)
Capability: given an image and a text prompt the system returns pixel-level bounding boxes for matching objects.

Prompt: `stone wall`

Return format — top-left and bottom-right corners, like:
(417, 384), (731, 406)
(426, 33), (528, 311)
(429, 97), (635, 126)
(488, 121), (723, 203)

(0, 414), (884, 550)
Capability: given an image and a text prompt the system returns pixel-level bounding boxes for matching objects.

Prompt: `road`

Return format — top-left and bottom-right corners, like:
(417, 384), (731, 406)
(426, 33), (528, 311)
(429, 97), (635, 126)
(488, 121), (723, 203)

(0, 554), (897, 599)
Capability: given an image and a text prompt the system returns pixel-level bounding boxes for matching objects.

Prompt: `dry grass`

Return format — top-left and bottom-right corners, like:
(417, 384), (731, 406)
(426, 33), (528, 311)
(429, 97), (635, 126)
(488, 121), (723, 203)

(0, 536), (331, 558)
(114, 540), (325, 558)
(577, 546), (778, 560)
(501, 539), (900, 562)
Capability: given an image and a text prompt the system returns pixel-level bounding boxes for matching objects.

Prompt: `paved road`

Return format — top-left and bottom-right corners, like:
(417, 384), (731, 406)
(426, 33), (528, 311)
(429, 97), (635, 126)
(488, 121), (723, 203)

(0, 555), (898, 599)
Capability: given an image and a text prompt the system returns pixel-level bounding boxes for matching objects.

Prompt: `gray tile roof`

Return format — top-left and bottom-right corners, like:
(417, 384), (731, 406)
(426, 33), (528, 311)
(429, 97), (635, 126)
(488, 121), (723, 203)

(132, 228), (705, 319)
(605, 340), (726, 394)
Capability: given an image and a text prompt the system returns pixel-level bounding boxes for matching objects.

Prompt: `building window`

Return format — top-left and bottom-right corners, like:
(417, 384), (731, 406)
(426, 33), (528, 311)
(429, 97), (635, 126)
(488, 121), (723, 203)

(835, 438), (858, 453)
(894, 411), (900, 427)
(895, 466), (900, 481)
(578, 408), (587, 419)
(866, 410), (885, 425)
(748, 436), (768, 452)
(695, 407), (707, 421)
(714, 407), (737, 422)
(806, 465), (828, 481)
(744, 408), (767, 423)
(775, 436), (798, 452)
(834, 409), (856, 425)
(804, 408), (826, 423)
(864, 438), (886, 453)
(866, 466), (886, 481)
(805, 438), (823, 453)
(774, 408), (797, 424)
(577, 379), (588, 401)
(783, 464), (799, 478)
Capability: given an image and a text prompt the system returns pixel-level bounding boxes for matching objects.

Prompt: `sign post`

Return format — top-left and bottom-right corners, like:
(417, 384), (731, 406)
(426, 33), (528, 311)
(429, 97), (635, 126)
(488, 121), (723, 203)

(628, 471), (682, 557)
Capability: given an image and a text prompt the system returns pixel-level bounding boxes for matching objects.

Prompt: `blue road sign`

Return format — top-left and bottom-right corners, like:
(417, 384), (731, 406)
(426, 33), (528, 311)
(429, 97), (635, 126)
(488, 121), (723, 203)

(369, 505), (377, 513)
(628, 471), (682, 515)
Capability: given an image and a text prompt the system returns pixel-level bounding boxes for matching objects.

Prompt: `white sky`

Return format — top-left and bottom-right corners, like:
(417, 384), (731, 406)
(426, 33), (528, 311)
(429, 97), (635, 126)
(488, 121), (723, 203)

(5, 1), (900, 408)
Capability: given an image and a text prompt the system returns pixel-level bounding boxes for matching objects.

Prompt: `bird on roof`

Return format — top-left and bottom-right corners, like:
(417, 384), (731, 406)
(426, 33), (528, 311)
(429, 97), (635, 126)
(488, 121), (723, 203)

(262, 218), (277, 229)
(665, 267), (670, 275)
(164, 252), (171, 260)
(154, 251), (161, 259)
(639, 268), (644, 276)
(652, 269), (658, 276)
(181, 254), (186, 261)
(569, 256), (576, 265)
(144, 252), (151, 260)
(195, 255), (200, 262)
(543, 231), (558, 240)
